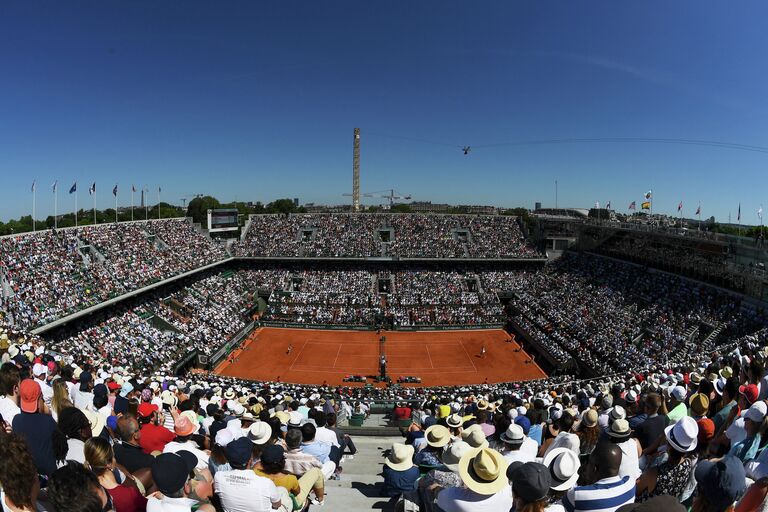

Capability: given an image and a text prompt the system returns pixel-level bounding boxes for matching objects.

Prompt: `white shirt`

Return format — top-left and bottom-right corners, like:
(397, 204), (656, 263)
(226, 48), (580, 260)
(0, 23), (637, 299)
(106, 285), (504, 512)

(73, 390), (95, 412)
(520, 436), (539, 459)
(35, 378), (53, 407)
(214, 469), (280, 512)
(436, 485), (514, 512)
(315, 426), (340, 448)
(67, 438), (86, 464)
(0, 396), (20, 426)
(543, 432), (581, 458)
(502, 447), (535, 464)
(146, 496), (199, 512)
(616, 439), (641, 481)
(164, 440), (209, 470)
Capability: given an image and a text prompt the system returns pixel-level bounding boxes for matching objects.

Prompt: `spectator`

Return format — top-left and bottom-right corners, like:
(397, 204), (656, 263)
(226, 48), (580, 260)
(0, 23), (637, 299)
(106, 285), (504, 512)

(148, 451), (214, 512)
(436, 447), (513, 511)
(254, 444), (325, 508)
(47, 461), (110, 512)
(692, 455), (745, 512)
(138, 403), (175, 454)
(507, 461), (553, 512)
(114, 415), (156, 473)
(380, 443), (419, 498)
(12, 379), (58, 476)
(214, 437), (283, 512)
(635, 417), (698, 502)
(562, 442), (635, 512)
(84, 436), (148, 512)
(0, 433), (44, 512)
(58, 406), (93, 464)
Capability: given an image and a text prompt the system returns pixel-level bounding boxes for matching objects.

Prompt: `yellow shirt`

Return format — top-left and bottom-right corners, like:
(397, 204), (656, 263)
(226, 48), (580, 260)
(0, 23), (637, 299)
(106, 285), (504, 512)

(437, 405), (451, 418)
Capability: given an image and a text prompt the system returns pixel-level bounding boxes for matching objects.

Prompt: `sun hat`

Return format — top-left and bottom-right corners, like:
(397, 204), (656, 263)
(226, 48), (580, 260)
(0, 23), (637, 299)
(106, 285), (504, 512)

(507, 461), (550, 502)
(694, 455), (746, 511)
(600, 395), (613, 409)
(745, 401), (768, 423)
(720, 366), (734, 379)
(689, 393), (709, 417)
(442, 441), (472, 472)
(500, 423), (525, 445)
(248, 421), (272, 444)
(739, 384), (760, 405)
(180, 410), (199, 427)
(608, 419), (631, 440)
(609, 405), (626, 421)
(273, 411), (290, 425)
(19, 379), (41, 413)
(689, 372), (703, 385)
(665, 416), (699, 453)
(458, 448), (509, 495)
(461, 425), (489, 449)
(714, 377), (726, 396)
(425, 425), (451, 448)
(543, 447), (581, 491)
(385, 443), (415, 471)
(83, 410), (106, 437)
(581, 409), (598, 428)
(446, 414), (463, 429)
(671, 386), (687, 402)
(477, 399), (489, 410)
(161, 390), (178, 408)
(174, 415), (198, 437)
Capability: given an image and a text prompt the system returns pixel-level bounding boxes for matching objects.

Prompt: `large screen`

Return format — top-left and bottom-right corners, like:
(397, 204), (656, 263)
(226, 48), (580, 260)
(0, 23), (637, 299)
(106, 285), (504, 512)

(208, 208), (239, 232)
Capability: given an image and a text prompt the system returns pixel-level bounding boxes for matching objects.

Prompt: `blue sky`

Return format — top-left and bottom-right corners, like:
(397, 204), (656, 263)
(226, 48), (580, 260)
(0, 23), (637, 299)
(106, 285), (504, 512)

(1, 1), (767, 223)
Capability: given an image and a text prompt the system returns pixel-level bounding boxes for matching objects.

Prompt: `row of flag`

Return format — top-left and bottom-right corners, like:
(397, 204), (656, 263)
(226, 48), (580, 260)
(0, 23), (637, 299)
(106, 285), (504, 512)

(33, 181), (161, 196)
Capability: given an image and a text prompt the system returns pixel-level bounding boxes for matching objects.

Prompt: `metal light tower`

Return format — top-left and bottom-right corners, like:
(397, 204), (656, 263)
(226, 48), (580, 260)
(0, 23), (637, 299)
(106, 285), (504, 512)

(352, 127), (360, 212)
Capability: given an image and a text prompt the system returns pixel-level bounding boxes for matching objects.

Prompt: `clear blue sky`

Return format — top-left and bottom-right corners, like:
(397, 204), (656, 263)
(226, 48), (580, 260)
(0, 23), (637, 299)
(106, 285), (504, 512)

(1, 1), (767, 223)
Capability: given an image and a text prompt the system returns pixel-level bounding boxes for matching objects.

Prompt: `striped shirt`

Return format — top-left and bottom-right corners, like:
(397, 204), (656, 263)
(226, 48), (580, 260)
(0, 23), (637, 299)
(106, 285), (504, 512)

(563, 475), (635, 512)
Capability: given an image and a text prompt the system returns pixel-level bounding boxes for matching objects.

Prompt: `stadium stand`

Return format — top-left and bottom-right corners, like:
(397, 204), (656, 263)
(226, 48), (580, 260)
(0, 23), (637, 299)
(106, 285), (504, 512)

(1, 213), (768, 511)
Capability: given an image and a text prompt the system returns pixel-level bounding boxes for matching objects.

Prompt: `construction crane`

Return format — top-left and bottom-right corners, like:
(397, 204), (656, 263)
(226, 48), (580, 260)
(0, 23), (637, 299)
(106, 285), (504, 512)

(343, 189), (412, 208)
(180, 194), (203, 209)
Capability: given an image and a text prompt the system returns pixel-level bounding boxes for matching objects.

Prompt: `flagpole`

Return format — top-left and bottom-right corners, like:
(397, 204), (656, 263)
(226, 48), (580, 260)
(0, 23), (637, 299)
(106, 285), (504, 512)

(75, 188), (78, 227)
(54, 183), (58, 230)
(32, 183), (36, 232)
(131, 188), (134, 222)
(93, 187), (96, 225)
(115, 186), (118, 224)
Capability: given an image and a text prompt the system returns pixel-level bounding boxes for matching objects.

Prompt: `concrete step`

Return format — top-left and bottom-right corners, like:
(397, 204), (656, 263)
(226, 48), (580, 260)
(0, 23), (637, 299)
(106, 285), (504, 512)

(326, 472), (384, 487)
(322, 485), (396, 512)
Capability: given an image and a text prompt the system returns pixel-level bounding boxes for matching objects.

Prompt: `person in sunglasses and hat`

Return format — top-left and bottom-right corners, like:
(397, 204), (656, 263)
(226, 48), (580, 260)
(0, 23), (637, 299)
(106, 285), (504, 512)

(436, 447), (513, 512)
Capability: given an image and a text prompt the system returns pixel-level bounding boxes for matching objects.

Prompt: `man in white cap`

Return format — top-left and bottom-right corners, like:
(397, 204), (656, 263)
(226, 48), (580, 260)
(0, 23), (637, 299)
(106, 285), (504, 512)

(32, 363), (53, 408)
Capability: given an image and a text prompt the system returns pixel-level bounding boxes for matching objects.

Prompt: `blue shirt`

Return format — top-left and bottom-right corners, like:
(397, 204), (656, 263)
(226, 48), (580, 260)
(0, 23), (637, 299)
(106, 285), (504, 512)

(730, 434), (762, 462)
(380, 465), (419, 497)
(301, 441), (331, 464)
(12, 412), (58, 476)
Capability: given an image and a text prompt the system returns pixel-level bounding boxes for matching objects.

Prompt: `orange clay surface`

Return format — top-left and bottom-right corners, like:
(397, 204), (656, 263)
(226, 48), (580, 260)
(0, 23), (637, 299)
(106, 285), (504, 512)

(215, 327), (546, 386)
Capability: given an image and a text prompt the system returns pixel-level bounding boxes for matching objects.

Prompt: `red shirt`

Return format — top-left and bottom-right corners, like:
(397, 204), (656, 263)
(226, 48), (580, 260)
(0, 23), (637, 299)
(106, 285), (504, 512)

(139, 423), (175, 454)
(393, 407), (412, 420)
(108, 484), (147, 512)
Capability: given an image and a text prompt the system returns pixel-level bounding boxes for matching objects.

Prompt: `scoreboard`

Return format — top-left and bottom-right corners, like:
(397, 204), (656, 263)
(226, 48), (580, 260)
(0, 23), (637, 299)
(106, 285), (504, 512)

(207, 208), (239, 233)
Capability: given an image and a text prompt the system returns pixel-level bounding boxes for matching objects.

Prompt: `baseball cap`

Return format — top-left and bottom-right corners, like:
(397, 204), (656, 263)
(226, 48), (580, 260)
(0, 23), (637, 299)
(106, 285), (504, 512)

(694, 456), (746, 511)
(224, 437), (254, 467)
(137, 402), (159, 418)
(151, 452), (197, 495)
(32, 363), (48, 377)
(506, 462), (550, 502)
(746, 401), (768, 423)
(261, 444), (286, 466)
(19, 379), (41, 413)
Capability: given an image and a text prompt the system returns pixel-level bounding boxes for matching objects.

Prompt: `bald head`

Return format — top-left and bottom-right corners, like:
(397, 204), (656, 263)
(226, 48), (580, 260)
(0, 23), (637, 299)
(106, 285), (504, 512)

(590, 442), (623, 481)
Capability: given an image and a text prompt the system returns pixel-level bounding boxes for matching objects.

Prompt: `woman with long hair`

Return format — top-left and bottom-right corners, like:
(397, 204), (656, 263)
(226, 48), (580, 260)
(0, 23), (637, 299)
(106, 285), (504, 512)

(84, 437), (147, 512)
(576, 409), (600, 457)
(50, 379), (73, 421)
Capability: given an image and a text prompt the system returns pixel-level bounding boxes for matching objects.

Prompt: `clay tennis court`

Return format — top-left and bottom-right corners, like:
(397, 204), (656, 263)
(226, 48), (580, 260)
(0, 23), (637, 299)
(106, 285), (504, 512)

(215, 327), (546, 386)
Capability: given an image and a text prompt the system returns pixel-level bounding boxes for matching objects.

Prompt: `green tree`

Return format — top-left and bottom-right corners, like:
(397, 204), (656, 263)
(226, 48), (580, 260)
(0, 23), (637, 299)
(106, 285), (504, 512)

(265, 198), (298, 214)
(390, 203), (411, 213)
(186, 196), (221, 228)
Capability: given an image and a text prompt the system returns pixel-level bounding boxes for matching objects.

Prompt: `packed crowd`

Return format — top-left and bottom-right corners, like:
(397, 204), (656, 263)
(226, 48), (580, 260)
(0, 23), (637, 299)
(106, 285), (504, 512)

(233, 213), (541, 259)
(1, 308), (768, 511)
(0, 220), (228, 329)
(497, 253), (767, 375)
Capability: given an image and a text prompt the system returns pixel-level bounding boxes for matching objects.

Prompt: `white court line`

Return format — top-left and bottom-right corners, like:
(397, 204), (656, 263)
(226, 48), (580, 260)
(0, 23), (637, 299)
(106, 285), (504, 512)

(332, 345), (342, 368)
(459, 340), (478, 372)
(425, 345), (435, 369)
(288, 341), (309, 372)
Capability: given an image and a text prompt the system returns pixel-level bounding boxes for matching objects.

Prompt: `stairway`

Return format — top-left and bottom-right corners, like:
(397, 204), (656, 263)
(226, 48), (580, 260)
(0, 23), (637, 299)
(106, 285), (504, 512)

(324, 435), (401, 512)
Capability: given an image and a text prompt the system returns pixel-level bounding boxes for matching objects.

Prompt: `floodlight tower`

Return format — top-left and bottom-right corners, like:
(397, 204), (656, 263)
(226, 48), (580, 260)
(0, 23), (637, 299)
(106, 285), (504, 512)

(352, 127), (360, 212)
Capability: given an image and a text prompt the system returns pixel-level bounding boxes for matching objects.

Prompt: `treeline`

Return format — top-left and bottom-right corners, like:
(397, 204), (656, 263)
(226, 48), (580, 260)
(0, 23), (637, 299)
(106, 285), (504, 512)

(0, 203), (185, 236)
